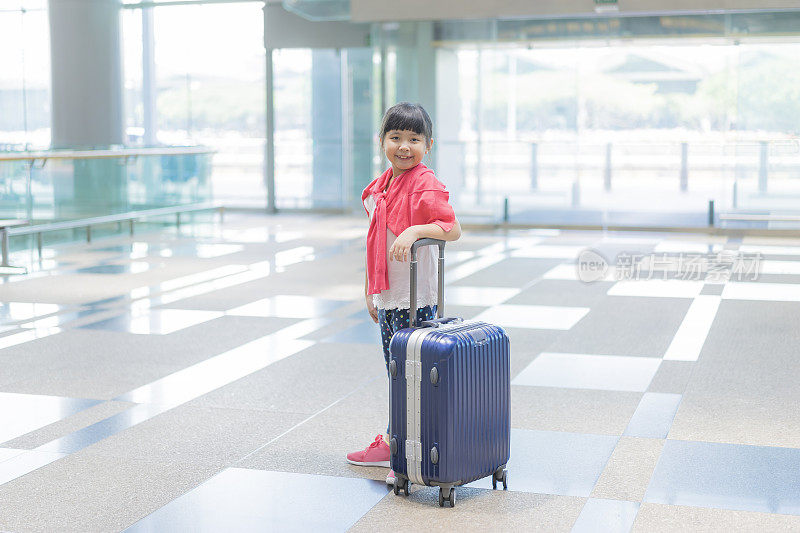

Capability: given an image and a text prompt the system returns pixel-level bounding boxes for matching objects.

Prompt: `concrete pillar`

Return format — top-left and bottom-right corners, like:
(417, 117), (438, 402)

(48, 0), (127, 216)
(49, 0), (124, 148)
(266, 48), (276, 213)
(142, 7), (157, 147)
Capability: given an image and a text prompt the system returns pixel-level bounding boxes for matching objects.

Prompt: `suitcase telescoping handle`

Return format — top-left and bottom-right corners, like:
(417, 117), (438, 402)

(409, 238), (446, 328)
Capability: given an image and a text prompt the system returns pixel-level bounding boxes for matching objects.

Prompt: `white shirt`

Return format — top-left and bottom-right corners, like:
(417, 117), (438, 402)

(364, 195), (439, 311)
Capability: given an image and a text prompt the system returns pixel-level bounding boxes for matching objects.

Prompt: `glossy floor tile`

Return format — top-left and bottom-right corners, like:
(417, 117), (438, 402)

(445, 255), (519, 285)
(125, 468), (388, 532)
(350, 487), (586, 531)
(543, 263), (618, 282)
(722, 281), (800, 302)
(633, 503), (800, 532)
(114, 336), (313, 407)
(546, 297), (690, 357)
(738, 244), (800, 256)
(226, 295), (349, 319)
(444, 286), (521, 306)
(662, 295), (720, 361)
(607, 280), (704, 299)
(0, 450), (67, 485)
(645, 440), (800, 515)
(156, 264), (250, 292)
(36, 403), (168, 454)
(623, 393), (682, 439)
(0, 303), (63, 323)
(571, 498), (640, 533)
(699, 283), (725, 295)
(511, 386), (641, 435)
(758, 260), (800, 275)
(0, 392), (101, 444)
(591, 437), (665, 502)
(653, 241), (723, 254)
(513, 353), (661, 392)
(75, 262), (153, 274)
(0, 327), (62, 351)
(78, 309), (223, 335)
(0, 448), (25, 463)
(19, 308), (103, 329)
(473, 304), (590, 330)
(5, 217), (800, 531)
(506, 280), (616, 308)
(319, 320), (383, 344)
(173, 243), (244, 258)
(510, 245), (587, 259)
(465, 429), (618, 497)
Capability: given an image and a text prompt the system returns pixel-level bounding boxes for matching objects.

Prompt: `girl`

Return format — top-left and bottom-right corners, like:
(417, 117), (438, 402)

(346, 102), (462, 485)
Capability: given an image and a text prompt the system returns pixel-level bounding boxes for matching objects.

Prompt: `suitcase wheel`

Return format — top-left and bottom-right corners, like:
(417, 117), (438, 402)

(439, 487), (455, 508)
(394, 477), (411, 497)
(492, 468), (508, 491)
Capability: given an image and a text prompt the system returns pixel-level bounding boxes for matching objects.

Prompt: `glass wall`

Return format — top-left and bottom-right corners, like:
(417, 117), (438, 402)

(272, 47), (376, 210)
(273, 49), (312, 208)
(0, 150), (213, 222)
(3, 5), (800, 227)
(427, 13), (800, 227)
(122, 2), (267, 207)
(0, 2), (51, 150)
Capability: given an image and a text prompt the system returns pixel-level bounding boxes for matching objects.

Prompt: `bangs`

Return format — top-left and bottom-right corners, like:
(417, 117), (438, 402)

(380, 102), (432, 142)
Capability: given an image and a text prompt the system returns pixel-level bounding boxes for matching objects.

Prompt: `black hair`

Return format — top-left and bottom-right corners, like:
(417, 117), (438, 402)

(379, 102), (433, 147)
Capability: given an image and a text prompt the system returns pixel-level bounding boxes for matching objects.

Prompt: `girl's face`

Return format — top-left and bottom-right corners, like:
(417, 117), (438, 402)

(382, 129), (431, 177)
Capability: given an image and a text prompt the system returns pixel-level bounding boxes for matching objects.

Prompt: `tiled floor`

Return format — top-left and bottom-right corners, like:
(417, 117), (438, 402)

(1, 214), (800, 531)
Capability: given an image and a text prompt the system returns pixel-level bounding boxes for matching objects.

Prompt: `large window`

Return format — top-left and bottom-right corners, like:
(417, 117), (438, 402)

(0, 2), (50, 150)
(433, 36), (800, 226)
(123, 3), (267, 207)
(273, 49), (312, 208)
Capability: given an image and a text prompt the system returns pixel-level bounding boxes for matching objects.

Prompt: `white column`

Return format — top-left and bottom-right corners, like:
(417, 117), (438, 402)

(48, 0), (124, 148)
(142, 6), (156, 146)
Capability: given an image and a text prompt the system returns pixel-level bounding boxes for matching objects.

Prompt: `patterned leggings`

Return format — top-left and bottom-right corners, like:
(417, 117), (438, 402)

(378, 305), (437, 434)
(377, 305), (437, 375)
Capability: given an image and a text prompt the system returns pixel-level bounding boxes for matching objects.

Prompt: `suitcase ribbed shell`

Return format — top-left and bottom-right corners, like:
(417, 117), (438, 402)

(389, 320), (510, 487)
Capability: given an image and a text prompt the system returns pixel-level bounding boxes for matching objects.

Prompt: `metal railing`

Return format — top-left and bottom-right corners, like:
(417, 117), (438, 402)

(719, 213), (800, 222)
(1, 202), (224, 273)
(0, 146), (214, 163)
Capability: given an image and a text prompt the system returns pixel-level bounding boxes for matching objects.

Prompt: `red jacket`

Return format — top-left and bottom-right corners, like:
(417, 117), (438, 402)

(362, 163), (456, 295)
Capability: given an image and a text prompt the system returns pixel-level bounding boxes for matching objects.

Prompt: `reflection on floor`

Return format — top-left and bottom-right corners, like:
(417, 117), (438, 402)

(1, 213), (800, 531)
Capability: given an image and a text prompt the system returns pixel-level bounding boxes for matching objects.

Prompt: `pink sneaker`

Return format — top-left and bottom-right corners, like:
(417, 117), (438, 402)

(386, 470), (395, 485)
(346, 434), (390, 467)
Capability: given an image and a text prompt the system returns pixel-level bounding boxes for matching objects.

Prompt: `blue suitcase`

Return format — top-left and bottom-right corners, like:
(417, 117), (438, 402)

(387, 239), (510, 507)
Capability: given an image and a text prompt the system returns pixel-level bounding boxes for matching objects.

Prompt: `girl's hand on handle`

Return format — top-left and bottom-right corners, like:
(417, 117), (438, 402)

(389, 227), (419, 263)
(365, 294), (379, 323)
